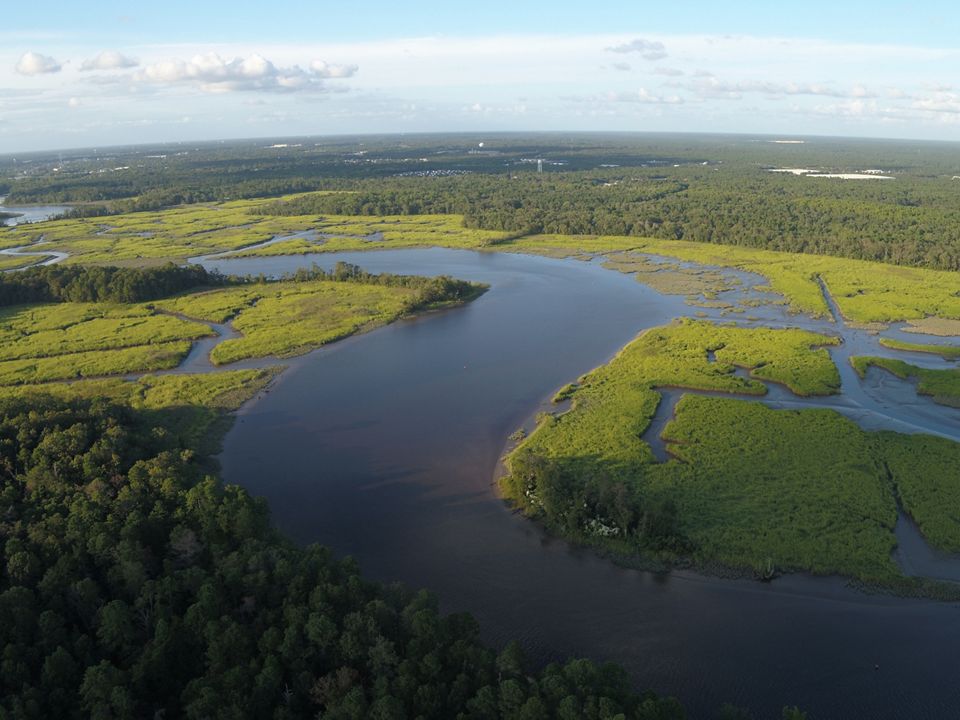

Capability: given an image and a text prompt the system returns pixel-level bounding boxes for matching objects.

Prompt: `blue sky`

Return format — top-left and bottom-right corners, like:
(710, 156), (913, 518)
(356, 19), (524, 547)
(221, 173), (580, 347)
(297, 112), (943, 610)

(3, 1), (960, 152)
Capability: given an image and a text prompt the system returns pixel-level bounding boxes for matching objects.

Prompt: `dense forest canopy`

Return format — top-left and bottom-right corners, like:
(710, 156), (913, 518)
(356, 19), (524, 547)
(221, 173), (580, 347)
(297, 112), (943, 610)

(257, 169), (960, 271)
(5, 133), (960, 270)
(0, 395), (691, 719)
(0, 264), (221, 306)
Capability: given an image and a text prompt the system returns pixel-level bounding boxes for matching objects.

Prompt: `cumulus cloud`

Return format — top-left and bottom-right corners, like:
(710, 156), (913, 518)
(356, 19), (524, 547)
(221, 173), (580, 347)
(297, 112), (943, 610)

(136, 52), (357, 93)
(80, 51), (139, 71)
(15, 51), (61, 75)
(605, 38), (667, 60)
(310, 60), (358, 78)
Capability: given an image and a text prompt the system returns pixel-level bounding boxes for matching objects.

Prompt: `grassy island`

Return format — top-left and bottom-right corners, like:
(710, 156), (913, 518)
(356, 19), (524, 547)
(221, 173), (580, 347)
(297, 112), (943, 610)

(504, 319), (960, 588)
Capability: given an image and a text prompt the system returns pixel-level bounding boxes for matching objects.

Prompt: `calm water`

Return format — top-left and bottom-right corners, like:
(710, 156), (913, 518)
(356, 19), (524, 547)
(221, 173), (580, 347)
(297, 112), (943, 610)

(0, 198), (69, 226)
(197, 248), (960, 720)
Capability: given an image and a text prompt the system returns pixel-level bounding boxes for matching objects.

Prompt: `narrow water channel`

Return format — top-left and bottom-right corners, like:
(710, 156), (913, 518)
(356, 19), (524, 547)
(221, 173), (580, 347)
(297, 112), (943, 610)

(194, 248), (960, 720)
(0, 200), (72, 267)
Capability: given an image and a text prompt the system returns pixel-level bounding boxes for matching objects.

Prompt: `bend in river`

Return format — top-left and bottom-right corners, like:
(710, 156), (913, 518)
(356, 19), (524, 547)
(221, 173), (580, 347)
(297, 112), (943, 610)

(185, 247), (960, 720)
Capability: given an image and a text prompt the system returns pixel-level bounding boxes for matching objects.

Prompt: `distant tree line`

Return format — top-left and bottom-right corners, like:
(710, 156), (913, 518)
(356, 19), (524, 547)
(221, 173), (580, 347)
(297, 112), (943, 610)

(257, 171), (960, 271)
(0, 261), (482, 314)
(0, 395), (692, 719)
(10, 135), (958, 269)
(0, 263), (221, 306)
(51, 179), (329, 217)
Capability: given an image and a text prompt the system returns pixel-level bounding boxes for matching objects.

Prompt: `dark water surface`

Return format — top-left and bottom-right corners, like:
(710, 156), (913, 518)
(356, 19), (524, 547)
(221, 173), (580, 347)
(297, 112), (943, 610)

(199, 249), (960, 720)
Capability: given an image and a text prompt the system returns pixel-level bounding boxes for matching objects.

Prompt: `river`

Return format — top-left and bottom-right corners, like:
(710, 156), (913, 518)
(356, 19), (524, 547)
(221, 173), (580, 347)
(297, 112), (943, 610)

(0, 199), (72, 268)
(193, 247), (960, 720)
(0, 197), (70, 226)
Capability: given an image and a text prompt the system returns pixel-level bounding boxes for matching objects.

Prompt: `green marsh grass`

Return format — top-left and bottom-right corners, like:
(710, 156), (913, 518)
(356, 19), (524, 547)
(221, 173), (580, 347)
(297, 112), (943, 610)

(851, 356), (960, 407)
(502, 319), (960, 584)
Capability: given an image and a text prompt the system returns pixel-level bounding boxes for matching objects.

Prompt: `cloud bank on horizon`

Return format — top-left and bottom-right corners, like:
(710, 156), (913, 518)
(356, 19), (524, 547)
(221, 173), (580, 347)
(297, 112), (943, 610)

(2, 26), (960, 152)
(134, 53), (357, 93)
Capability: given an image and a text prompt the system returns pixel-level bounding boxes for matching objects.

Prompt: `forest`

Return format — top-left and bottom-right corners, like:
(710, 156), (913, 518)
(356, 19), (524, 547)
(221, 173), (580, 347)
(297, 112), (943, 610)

(0, 394), (699, 720)
(0, 264), (220, 306)
(6, 133), (960, 270)
(258, 170), (960, 271)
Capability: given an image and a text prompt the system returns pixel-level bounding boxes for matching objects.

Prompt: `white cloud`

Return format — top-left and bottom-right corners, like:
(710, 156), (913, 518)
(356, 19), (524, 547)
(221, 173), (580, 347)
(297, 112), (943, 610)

(685, 76), (877, 101)
(653, 66), (685, 77)
(67, 97), (82, 108)
(14, 51), (61, 75)
(815, 99), (877, 116)
(802, 99), (915, 124)
(310, 60), (358, 78)
(606, 89), (684, 104)
(464, 101), (528, 116)
(605, 38), (667, 60)
(136, 52), (357, 93)
(80, 51), (139, 71)
(3, 32), (960, 150)
(912, 92), (960, 114)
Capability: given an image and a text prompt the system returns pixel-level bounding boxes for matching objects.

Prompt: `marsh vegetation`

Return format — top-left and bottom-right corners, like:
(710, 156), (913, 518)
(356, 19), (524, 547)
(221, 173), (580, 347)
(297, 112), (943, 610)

(4, 134), (960, 718)
(851, 356), (960, 408)
(504, 317), (960, 587)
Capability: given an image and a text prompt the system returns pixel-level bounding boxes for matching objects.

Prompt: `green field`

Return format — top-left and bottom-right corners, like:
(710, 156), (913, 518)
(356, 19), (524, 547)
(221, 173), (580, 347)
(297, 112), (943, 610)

(0, 305), (212, 360)
(884, 433), (960, 552)
(157, 279), (430, 364)
(507, 318), (838, 476)
(0, 267), (475, 383)
(507, 234), (960, 323)
(505, 319), (960, 584)
(0, 368), (277, 451)
(0, 368), (275, 410)
(507, 391), (905, 582)
(0, 199), (511, 265)
(851, 356), (960, 407)
(878, 337), (960, 360)
(0, 302), (212, 385)
(658, 397), (898, 579)
(0, 255), (41, 271)
(227, 214), (512, 257)
(0, 341), (193, 386)
(4, 195), (958, 328)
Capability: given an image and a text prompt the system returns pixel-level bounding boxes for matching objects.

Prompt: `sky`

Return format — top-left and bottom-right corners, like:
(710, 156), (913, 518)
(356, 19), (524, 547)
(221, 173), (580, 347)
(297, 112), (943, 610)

(3, 1), (960, 152)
